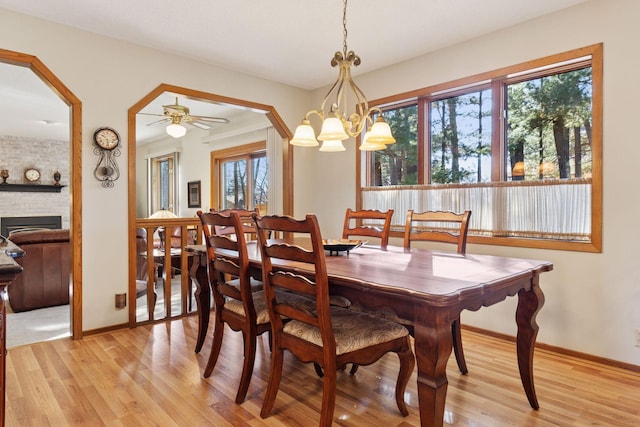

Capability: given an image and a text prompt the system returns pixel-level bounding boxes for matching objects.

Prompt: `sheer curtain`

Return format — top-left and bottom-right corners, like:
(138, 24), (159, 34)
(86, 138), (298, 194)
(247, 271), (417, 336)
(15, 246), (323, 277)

(362, 178), (591, 241)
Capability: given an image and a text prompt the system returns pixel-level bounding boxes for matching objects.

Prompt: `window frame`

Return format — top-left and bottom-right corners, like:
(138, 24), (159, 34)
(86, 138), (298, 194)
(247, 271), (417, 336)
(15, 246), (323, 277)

(210, 140), (267, 212)
(357, 44), (602, 252)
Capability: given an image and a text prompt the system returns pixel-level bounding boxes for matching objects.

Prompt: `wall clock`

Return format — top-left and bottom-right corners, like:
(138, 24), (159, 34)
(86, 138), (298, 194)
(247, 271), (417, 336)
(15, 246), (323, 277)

(93, 127), (121, 188)
(24, 167), (41, 183)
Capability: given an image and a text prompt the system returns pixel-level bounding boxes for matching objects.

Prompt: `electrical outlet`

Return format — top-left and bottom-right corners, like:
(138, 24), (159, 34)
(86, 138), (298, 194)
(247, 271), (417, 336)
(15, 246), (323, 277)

(635, 329), (640, 347)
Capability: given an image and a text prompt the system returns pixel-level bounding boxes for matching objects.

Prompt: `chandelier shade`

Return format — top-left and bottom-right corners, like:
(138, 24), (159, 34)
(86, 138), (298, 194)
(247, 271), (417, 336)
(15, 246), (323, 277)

(289, 0), (394, 152)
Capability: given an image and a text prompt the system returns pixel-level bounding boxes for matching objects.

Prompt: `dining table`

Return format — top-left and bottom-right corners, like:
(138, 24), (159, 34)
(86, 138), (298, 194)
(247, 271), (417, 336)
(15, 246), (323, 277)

(185, 240), (553, 427)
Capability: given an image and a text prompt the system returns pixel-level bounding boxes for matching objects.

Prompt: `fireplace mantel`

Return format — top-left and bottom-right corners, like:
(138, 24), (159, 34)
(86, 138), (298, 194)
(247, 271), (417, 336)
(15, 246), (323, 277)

(0, 183), (65, 193)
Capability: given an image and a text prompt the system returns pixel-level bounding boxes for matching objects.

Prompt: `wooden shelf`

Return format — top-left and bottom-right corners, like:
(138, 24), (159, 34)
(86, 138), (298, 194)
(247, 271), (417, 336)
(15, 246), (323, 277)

(0, 183), (66, 193)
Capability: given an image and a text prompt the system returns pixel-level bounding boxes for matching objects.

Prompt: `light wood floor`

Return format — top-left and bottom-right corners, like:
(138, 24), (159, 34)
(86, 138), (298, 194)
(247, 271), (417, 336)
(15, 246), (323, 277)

(6, 315), (639, 426)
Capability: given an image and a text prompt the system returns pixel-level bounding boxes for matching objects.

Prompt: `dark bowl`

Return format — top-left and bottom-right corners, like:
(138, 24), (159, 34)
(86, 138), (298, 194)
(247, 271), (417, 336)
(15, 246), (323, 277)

(322, 239), (366, 253)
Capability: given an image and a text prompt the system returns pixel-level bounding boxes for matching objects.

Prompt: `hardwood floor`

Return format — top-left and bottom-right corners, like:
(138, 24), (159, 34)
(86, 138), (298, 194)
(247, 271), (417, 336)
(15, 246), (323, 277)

(5, 315), (639, 426)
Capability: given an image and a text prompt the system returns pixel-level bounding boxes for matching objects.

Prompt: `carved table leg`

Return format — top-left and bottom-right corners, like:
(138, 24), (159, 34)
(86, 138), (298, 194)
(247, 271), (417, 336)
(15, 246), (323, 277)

(413, 309), (453, 427)
(516, 275), (545, 410)
(190, 252), (211, 353)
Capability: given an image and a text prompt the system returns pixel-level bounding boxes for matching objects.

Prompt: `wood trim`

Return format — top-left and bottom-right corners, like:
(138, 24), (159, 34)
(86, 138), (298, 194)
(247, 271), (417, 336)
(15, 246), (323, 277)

(0, 48), (83, 339)
(128, 83), (293, 325)
(462, 324), (639, 373)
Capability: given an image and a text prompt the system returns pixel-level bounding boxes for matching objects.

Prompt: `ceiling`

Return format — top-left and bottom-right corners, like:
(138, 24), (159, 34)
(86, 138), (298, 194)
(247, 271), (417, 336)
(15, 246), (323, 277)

(0, 0), (588, 142)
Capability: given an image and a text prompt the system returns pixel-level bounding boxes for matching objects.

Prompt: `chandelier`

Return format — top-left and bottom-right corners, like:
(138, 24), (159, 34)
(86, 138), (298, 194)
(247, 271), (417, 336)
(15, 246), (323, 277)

(290, 0), (395, 152)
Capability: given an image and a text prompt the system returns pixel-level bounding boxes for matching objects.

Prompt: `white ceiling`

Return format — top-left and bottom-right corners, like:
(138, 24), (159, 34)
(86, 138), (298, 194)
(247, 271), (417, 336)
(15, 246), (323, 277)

(0, 0), (588, 142)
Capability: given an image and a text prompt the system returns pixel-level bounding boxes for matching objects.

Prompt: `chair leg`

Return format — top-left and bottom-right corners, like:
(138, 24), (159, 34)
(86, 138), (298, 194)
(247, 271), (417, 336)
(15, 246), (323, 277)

(260, 346), (284, 418)
(235, 330), (257, 404)
(349, 363), (359, 375)
(395, 339), (415, 416)
(452, 318), (468, 374)
(319, 363), (337, 427)
(313, 362), (324, 378)
(203, 316), (225, 378)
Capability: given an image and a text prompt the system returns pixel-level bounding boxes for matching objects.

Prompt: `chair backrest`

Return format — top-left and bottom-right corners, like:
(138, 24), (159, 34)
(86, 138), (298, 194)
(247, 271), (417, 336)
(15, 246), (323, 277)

(403, 210), (471, 254)
(211, 208), (259, 240)
(198, 210), (256, 316)
(253, 213), (335, 352)
(342, 208), (394, 247)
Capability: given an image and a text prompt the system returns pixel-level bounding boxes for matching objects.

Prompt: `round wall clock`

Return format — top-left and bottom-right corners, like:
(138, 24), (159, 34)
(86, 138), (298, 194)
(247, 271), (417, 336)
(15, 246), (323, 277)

(24, 167), (41, 183)
(93, 127), (121, 150)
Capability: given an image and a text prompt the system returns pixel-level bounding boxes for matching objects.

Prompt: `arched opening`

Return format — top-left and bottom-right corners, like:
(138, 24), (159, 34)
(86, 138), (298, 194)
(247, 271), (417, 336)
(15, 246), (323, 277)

(128, 83), (293, 324)
(0, 48), (83, 340)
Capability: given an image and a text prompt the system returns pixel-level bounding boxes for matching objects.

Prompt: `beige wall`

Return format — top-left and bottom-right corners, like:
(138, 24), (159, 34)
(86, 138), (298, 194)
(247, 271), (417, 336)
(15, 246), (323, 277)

(298, 0), (639, 366)
(0, 8), (310, 331)
(2, 0), (639, 366)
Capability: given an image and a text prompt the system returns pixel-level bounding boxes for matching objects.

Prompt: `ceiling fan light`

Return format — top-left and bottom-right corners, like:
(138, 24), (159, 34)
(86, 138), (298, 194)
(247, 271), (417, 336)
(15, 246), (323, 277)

(166, 123), (186, 138)
(319, 139), (346, 152)
(366, 116), (396, 144)
(317, 117), (348, 141)
(290, 121), (319, 147)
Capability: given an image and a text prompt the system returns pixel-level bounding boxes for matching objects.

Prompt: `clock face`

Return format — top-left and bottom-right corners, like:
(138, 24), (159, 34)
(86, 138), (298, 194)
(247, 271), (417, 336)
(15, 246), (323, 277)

(94, 127), (120, 150)
(24, 168), (41, 182)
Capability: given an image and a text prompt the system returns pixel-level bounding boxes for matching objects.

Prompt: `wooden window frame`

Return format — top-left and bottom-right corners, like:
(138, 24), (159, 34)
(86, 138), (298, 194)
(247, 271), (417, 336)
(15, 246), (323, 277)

(357, 44), (602, 252)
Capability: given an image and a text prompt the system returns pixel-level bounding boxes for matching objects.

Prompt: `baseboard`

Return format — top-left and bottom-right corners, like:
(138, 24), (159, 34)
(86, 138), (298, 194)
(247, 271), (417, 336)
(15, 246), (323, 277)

(463, 324), (640, 373)
(83, 322), (130, 337)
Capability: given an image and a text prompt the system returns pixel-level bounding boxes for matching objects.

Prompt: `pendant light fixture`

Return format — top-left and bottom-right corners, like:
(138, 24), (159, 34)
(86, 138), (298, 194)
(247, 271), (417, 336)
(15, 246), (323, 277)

(290, 0), (395, 152)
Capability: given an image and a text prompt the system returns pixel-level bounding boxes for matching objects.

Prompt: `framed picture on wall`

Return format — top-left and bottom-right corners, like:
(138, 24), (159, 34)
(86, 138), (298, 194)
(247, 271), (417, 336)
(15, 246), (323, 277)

(187, 180), (201, 208)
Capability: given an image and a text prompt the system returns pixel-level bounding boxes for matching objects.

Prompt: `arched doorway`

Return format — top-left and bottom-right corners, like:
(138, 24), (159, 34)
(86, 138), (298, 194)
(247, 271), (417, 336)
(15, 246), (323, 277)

(127, 83), (293, 324)
(0, 48), (83, 339)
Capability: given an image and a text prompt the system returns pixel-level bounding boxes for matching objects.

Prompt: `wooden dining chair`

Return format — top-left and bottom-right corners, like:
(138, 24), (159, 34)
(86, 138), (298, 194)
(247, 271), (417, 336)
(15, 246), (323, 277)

(342, 208), (394, 248)
(197, 209), (267, 404)
(253, 213), (415, 427)
(405, 209), (472, 374)
(210, 207), (259, 241)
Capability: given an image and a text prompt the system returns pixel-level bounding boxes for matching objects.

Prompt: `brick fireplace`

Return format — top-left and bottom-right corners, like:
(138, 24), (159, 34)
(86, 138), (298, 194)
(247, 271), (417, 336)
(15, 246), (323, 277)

(0, 215), (62, 237)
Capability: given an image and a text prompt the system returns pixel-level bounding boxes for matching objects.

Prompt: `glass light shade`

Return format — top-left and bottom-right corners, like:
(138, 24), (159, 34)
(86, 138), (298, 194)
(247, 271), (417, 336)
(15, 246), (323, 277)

(290, 122), (319, 146)
(319, 139), (346, 152)
(166, 123), (187, 138)
(512, 161), (525, 177)
(365, 117), (396, 144)
(317, 117), (349, 141)
(359, 131), (386, 151)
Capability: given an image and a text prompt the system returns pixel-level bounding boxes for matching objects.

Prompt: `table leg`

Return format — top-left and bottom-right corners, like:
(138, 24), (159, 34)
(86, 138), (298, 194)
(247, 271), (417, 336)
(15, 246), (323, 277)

(413, 310), (453, 427)
(515, 276), (545, 410)
(190, 252), (211, 353)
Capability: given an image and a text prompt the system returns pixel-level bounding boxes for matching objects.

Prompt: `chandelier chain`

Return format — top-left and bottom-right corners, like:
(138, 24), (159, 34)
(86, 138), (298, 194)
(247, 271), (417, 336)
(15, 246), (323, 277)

(342, 0), (348, 55)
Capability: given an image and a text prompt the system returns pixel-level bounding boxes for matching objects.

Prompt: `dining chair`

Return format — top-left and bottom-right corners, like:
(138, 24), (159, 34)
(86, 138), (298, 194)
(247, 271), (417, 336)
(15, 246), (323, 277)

(197, 209), (268, 404)
(253, 213), (415, 426)
(342, 208), (394, 248)
(211, 207), (259, 240)
(405, 209), (472, 374)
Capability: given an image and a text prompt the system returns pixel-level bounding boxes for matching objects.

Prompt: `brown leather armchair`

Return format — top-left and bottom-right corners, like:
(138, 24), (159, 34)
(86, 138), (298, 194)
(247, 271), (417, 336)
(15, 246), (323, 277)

(7, 229), (70, 312)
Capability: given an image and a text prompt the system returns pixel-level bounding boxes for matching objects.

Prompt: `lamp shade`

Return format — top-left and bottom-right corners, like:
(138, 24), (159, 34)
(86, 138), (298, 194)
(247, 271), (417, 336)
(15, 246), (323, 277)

(317, 117), (349, 141)
(148, 209), (178, 219)
(359, 131), (386, 151)
(319, 139), (346, 152)
(166, 123), (186, 138)
(290, 121), (319, 146)
(365, 117), (396, 144)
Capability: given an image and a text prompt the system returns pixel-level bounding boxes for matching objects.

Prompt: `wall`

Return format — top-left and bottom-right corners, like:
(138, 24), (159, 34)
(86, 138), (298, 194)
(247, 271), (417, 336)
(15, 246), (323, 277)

(298, 0), (640, 366)
(0, 8), (311, 331)
(0, 136), (70, 228)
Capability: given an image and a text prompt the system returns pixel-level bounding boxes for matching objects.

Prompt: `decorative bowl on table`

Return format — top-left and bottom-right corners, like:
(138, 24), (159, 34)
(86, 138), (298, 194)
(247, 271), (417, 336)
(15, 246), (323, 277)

(322, 239), (366, 256)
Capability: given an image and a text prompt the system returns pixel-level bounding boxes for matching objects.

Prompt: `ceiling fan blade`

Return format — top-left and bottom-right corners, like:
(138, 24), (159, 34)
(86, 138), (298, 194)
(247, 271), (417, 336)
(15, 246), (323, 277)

(145, 117), (171, 126)
(138, 112), (165, 117)
(189, 115), (230, 124)
(189, 121), (212, 130)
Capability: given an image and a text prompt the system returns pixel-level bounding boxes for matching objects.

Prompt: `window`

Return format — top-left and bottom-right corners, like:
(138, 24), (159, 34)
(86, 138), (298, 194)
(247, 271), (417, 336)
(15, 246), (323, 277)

(359, 44), (602, 252)
(149, 153), (178, 214)
(211, 141), (268, 214)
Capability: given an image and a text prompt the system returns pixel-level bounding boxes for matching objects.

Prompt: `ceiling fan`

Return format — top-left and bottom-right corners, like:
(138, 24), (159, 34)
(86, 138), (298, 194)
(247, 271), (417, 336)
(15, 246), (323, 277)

(140, 97), (230, 132)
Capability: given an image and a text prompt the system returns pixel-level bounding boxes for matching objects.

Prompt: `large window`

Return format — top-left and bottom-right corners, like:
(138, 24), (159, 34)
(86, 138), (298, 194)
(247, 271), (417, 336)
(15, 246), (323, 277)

(360, 44), (602, 252)
(211, 141), (268, 214)
(149, 153), (178, 214)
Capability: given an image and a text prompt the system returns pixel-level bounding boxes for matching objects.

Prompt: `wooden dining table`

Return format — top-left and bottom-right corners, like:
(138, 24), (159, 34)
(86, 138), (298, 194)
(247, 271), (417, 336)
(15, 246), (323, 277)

(185, 241), (553, 427)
